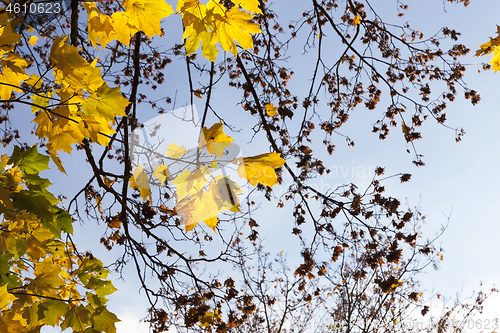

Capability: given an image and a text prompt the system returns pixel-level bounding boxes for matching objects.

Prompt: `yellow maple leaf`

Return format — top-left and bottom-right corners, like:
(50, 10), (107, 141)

(30, 258), (65, 297)
(489, 48), (500, 72)
(0, 68), (28, 100)
(171, 169), (207, 201)
(79, 116), (117, 146)
(179, 0), (261, 61)
(0, 13), (21, 54)
(167, 143), (188, 159)
(32, 106), (84, 153)
(208, 3), (262, 58)
(237, 152), (285, 187)
(109, 12), (140, 46)
(265, 103), (278, 117)
(29, 36), (38, 46)
(122, 0), (174, 39)
(25, 74), (43, 90)
(50, 35), (104, 91)
(475, 25), (500, 57)
(209, 175), (242, 213)
(130, 165), (152, 202)
(230, 0), (262, 14)
(186, 28), (218, 61)
(0, 284), (17, 310)
(198, 121), (234, 157)
(175, 191), (219, 232)
(178, 0), (218, 59)
(50, 125), (84, 154)
(81, 83), (129, 123)
(1, 52), (30, 73)
(47, 142), (67, 175)
(153, 164), (170, 186)
(85, 2), (115, 49)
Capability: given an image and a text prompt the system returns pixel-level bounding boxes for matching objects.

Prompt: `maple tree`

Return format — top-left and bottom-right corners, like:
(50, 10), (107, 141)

(0, 0), (494, 332)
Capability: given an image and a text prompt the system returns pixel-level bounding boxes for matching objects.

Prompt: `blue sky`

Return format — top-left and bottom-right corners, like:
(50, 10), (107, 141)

(11, 0), (499, 332)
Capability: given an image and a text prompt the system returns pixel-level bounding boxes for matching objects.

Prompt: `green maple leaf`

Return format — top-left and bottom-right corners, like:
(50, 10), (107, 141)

(61, 304), (91, 332)
(39, 300), (68, 326)
(53, 208), (73, 235)
(8, 145), (49, 175)
(85, 276), (117, 298)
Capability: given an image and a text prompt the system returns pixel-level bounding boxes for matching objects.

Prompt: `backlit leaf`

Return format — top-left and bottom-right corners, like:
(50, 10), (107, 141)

(199, 121), (234, 157)
(167, 143), (188, 159)
(0, 284), (16, 310)
(237, 152), (285, 187)
(92, 306), (120, 333)
(122, 0), (174, 38)
(265, 103), (278, 116)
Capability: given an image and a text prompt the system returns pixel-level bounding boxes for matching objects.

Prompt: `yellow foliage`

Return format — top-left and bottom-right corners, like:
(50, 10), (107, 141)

(167, 143), (188, 159)
(476, 26), (500, 72)
(130, 165), (152, 202)
(178, 0), (262, 61)
(175, 191), (219, 232)
(0, 284), (17, 311)
(49, 35), (104, 92)
(265, 103), (279, 117)
(122, 0), (174, 38)
(237, 152), (286, 187)
(199, 121), (234, 157)
(153, 164), (171, 186)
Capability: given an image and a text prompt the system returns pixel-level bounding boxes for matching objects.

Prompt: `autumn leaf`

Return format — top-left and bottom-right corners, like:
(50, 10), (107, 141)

(81, 83), (129, 123)
(475, 25), (500, 57)
(61, 305), (91, 331)
(230, 0), (262, 14)
(85, 2), (115, 49)
(208, 3), (262, 58)
(0, 68), (29, 100)
(353, 14), (361, 27)
(171, 169), (208, 201)
(46, 143), (67, 175)
(265, 103), (278, 117)
(167, 143), (188, 159)
(103, 176), (116, 188)
(199, 121), (234, 157)
(0, 13), (21, 53)
(25, 74), (43, 90)
(489, 48), (500, 72)
(1, 52), (30, 73)
(0, 284), (16, 310)
(175, 191), (219, 232)
(130, 165), (152, 202)
(122, 0), (174, 38)
(401, 121), (412, 142)
(237, 152), (285, 187)
(29, 36), (38, 46)
(49, 35), (104, 91)
(153, 164), (171, 186)
(179, 0), (261, 61)
(209, 175), (241, 213)
(92, 306), (121, 333)
(79, 116), (116, 146)
(108, 217), (122, 229)
(194, 89), (203, 98)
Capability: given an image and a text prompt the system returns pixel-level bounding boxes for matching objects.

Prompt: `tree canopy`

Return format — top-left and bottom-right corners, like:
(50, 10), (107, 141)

(0, 0), (496, 332)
